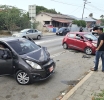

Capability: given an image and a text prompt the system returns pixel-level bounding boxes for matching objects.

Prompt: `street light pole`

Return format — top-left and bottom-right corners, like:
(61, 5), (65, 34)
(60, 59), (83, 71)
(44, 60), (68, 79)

(82, 0), (87, 20)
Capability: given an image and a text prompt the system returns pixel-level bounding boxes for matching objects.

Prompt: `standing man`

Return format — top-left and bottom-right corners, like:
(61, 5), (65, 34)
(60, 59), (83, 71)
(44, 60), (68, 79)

(91, 27), (104, 72)
(79, 26), (83, 32)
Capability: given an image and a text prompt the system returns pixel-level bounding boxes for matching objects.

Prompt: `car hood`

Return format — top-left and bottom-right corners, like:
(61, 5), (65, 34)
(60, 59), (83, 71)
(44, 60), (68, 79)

(21, 47), (50, 64)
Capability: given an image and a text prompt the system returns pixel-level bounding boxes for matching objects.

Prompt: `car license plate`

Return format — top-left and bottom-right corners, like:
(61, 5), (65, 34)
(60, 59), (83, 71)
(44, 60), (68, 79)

(49, 66), (53, 72)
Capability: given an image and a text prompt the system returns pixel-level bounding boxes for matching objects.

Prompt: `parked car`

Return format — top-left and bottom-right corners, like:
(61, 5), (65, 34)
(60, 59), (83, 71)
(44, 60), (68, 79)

(56, 27), (70, 36)
(0, 37), (55, 85)
(12, 29), (42, 40)
(62, 32), (97, 55)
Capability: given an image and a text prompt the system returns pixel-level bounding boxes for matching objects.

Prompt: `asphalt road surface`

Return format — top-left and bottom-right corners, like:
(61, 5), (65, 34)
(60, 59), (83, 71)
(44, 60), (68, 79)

(0, 34), (95, 100)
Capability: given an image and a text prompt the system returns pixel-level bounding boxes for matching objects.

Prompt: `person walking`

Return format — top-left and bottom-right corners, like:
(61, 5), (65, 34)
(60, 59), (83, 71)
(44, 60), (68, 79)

(91, 27), (104, 72)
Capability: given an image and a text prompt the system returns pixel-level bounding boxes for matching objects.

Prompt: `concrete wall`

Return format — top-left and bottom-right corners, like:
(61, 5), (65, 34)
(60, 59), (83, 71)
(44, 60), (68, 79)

(70, 24), (89, 32)
(36, 14), (52, 31)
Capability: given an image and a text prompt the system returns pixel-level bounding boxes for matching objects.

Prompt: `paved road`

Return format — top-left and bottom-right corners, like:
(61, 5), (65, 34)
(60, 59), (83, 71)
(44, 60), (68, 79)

(0, 35), (95, 100)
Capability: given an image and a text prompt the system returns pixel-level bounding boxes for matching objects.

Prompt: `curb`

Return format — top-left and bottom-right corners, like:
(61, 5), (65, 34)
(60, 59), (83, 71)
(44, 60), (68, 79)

(61, 61), (102, 100)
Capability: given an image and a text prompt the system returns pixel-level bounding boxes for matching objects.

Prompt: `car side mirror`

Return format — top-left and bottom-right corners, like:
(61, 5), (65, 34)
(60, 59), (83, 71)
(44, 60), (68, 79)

(2, 54), (8, 59)
(88, 38), (92, 41)
(80, 39), (85, 42)
(3, 49), (12, 59)
(38, 45), (41, 48)
(26, 32), (29, 34)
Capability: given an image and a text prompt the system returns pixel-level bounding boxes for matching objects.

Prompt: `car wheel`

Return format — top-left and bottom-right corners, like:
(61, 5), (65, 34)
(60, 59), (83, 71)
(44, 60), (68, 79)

(84, 47), (92, 55)
(22, 36), (26, 38)
(37, 35), (41, 40)
(56, 33), (58, 35)
(63, 43), (68, 49)
(16, 70), (31, 85)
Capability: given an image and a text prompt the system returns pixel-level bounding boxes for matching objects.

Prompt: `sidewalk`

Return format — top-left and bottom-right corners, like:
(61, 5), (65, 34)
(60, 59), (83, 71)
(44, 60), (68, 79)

(62, 62), (104, 100)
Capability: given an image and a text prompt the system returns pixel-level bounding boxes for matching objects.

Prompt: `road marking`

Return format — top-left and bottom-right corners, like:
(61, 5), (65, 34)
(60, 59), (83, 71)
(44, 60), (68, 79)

(61, 61), (102, 100)
(51, 51), (66, 58)
(35, 37), (63, 44)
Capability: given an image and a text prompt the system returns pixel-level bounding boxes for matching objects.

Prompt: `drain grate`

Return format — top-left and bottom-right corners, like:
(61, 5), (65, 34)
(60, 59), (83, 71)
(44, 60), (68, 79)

(61, 80), (79, 86)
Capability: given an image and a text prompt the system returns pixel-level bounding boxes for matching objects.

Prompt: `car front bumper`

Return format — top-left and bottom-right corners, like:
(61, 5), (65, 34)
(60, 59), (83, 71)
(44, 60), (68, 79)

(30, 59), (56, 81)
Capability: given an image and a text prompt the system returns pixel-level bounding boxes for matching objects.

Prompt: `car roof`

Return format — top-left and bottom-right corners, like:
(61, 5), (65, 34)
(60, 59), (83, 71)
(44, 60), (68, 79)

(68, 32), (91, 35)
(0, 37), (24, 42)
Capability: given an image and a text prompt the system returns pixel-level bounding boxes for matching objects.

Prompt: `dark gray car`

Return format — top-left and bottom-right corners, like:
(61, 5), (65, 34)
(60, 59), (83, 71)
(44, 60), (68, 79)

(56, 27), (70, 36)
(0, 37), (55, 85)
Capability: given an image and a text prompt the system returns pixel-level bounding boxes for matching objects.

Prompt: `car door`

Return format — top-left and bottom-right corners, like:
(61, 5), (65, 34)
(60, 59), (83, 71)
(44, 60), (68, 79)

(66, 33), (76, 48)
(33, 29), (39, 38)
(74, 34), (85, 51)
(26, 29), (33, 38)
(0, 49), (13, 75)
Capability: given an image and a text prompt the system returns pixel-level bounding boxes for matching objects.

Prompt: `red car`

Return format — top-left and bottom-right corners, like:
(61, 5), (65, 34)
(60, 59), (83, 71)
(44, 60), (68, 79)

(62, 32), (97, 55)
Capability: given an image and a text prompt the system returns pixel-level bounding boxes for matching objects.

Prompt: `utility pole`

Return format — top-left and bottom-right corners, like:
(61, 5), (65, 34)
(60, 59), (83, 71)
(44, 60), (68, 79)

(82, 0), (87, 20)
(82, 0), (91, 19)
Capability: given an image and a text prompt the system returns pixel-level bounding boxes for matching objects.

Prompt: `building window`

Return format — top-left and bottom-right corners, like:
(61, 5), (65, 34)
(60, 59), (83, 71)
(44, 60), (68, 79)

(45, 21), (50, 24)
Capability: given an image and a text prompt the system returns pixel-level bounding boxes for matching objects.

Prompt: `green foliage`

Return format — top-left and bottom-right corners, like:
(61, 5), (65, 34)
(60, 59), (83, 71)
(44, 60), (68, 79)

(92, 90), (104, 100)
(72, 20), (86, 27)
(101, 19), (104, 26)
(0, 5), (37, 31)
(36, 6), (57, 15)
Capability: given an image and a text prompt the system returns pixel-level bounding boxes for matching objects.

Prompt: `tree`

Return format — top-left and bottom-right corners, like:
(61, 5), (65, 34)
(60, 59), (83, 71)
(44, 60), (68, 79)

(89, 13), (93, 18)
(36, 6), (57, 15)
(72, 20), (86, 27)
(100, 15), (104, 19)
(101, 19), (104, 26)
(0, 5), (31, 31)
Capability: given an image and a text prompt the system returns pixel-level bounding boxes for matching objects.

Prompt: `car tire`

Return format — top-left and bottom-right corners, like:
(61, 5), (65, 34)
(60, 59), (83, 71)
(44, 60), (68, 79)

(56, 33), (58, 35)
(22, 36), (26, 38)
(37, 35), (41, 40)
(16, 70), (31, 85)
(84, 47), (92, 55)
(63, 43), (68, 49)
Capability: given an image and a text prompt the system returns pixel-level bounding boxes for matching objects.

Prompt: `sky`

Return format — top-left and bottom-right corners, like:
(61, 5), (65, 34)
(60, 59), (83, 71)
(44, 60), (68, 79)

(1, 0), (104, 19)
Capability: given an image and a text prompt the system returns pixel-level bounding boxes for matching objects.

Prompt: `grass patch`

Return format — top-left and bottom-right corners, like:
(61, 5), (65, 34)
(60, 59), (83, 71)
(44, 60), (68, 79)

(92, 90), (104, 100)
(0, 30), (11, 35)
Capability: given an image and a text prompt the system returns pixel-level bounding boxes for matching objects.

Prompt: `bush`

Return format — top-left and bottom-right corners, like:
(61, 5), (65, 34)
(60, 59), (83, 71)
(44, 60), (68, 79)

(72, 20), (86, 27)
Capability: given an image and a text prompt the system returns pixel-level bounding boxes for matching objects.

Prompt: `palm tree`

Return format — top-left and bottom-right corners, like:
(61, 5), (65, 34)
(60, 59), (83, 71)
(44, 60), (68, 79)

(100, 15), (104, 19)
(89, 13), (93, 18)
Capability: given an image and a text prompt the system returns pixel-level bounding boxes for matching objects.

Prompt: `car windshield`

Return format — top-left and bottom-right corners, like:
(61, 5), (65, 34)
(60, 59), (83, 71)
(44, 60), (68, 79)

(84, 34), (97, 41)
(20, 29), (29, 33)
(58, 27), (65, 31)
(8, 39), (40, 55)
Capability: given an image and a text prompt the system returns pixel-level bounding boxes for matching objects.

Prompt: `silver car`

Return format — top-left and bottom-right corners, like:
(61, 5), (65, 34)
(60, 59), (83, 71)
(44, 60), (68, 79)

(12, 29), (43, 40)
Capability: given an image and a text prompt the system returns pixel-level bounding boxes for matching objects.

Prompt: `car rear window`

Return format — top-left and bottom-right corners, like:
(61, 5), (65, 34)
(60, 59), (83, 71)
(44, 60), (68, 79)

(68, 34), (75, 38)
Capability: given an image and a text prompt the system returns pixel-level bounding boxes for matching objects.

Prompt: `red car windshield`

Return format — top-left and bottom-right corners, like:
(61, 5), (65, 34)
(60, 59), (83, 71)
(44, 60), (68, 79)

(84, 34), (97, 41)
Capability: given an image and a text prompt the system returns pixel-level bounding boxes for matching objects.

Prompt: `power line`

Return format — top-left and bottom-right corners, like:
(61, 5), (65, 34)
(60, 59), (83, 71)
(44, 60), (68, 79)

(87, 4), (104, 12)
(85, 7), (102, 15)
(50, 0), (83, 7)
(70, 6), (82, 15)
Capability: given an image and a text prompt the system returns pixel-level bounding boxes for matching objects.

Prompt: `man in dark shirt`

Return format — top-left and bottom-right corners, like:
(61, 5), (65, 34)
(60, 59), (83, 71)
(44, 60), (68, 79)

(92, 26), (98, 35)
(91, 27), (104, 71)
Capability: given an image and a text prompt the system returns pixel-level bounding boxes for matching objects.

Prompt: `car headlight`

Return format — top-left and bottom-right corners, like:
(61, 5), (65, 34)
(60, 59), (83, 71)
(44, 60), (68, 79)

(26, 60), (42, 69)
(92, 43), (97, 47)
